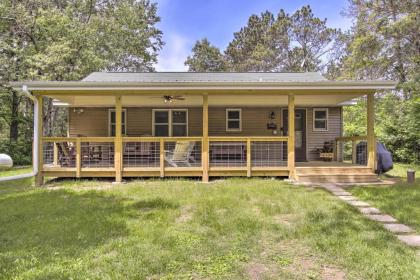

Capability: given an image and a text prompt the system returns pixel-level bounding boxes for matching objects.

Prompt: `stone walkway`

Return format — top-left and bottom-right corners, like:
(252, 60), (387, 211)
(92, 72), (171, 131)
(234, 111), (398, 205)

(320, 184), (420, 249)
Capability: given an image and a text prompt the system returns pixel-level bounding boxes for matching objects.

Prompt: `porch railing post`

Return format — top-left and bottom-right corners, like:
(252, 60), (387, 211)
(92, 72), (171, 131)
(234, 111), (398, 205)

(247, 138), (251, 177)
(35, 95), (44, 187)
(160, 138), (164, 178)
(287, 94), (295, 179)
(53, 142), (59, 166)
(202, 94), (209, 182)
(115, 96), (123, 182)
(76, 138), (81, 178)
(367, 93), (376, 171)
(352, 139), (357, 164)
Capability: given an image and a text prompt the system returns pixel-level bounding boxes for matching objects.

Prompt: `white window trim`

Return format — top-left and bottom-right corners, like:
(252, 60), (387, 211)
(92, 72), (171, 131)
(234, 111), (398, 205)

(313, 108), (328, 131)
(108, 109), (127, 136)
(152, 109), (188, 136)
(226, 108), (242, 132)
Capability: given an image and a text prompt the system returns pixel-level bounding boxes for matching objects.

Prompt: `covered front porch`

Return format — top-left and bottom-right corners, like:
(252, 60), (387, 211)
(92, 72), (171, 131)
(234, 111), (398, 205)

(36, 93), (376, 184)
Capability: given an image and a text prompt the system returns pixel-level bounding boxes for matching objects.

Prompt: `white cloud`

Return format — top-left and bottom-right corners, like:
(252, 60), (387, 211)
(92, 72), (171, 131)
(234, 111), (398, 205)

(155, 33), (191, 72)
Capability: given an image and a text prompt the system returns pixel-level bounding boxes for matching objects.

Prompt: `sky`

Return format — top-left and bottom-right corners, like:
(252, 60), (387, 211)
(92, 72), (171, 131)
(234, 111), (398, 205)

(153, 0), (353, 71)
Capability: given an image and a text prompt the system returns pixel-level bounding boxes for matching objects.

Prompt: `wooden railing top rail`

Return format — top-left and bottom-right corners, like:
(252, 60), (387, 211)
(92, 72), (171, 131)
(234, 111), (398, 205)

(43, 136), (289, 142)
(335, 136), (368, 142)
(43, 136), (115, 142)
(209, 136), (289, 142)
(122, 136), (203, 142)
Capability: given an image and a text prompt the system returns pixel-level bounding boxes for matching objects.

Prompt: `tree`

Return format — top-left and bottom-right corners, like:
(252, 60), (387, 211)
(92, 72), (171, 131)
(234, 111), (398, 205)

(341, 0), (420, 163)
(223, 6), (340, 72)
(185, 39), (226, 71)
(0, 0), (163, 164)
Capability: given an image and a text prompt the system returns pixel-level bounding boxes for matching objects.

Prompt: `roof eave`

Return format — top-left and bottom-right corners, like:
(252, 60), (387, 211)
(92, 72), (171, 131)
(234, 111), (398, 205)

(10, 80), (397, 92)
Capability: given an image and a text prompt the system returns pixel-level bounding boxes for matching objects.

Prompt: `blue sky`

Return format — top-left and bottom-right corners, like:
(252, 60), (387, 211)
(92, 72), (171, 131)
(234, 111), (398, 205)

(154, 0), (353, 71)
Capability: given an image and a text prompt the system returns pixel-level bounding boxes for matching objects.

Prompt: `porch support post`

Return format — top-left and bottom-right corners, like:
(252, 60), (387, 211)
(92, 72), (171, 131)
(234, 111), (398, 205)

(35, 95), (44, 187)
(115, 96), (123, 183)
(202, 93), (209, 182)
(367, 93), (376, 171)
(287, 94), (295, 179)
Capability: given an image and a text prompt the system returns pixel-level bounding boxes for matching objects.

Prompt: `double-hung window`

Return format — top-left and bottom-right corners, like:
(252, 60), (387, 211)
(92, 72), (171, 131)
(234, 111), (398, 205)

(153, 109), (188, 136)
(108, 109), (127, 136)
(226, 109), (242, 132)
(313, 108), (328, 131)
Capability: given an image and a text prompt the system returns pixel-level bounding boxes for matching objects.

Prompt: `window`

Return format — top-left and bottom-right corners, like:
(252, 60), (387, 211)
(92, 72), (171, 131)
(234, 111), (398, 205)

(108, 109), (127, 136)
(153, 109), (188, 136)
(226, 109), (241, 132)
(313, 108), (328, 131)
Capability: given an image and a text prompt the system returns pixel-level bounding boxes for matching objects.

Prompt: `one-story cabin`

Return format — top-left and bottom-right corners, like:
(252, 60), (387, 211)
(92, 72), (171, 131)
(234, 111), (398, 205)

(12, 72), (396, 185)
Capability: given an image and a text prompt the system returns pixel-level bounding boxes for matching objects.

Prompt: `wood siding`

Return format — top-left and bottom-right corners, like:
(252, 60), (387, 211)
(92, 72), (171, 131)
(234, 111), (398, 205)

(306, 107), (342, 161)
(69, 107), (342, 161)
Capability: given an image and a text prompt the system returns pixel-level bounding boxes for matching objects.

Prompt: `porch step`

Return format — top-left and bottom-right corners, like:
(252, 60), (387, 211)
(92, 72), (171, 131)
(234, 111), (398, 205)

(296, 167), (373, 175)
(295, 167), (379, 184)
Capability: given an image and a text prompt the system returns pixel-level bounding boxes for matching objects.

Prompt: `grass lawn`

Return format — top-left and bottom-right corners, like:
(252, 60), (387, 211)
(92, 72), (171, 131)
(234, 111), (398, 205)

(0, 166), (32, 178)
(0, 176), (419, 279)
(350, 163), (420, 233)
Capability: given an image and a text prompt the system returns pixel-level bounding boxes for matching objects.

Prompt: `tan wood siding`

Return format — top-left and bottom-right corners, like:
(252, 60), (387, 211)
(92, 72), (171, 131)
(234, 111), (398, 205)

(208, 107), (281, 136)
(69, 107), (342, 157)
(306, 107), (342, 161)
(69, 108), (109, 137)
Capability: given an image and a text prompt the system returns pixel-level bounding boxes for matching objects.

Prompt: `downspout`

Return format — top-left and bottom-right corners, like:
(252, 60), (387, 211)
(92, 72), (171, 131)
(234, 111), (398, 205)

(0, 85), (39, 182)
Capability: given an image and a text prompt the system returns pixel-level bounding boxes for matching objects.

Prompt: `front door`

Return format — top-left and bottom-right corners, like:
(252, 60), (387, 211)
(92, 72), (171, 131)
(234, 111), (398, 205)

(283, 109), (306, 162)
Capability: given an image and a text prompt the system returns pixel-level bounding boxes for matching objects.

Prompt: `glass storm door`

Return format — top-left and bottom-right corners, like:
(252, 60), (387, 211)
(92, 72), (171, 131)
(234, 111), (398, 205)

(282, 109), (307, 162)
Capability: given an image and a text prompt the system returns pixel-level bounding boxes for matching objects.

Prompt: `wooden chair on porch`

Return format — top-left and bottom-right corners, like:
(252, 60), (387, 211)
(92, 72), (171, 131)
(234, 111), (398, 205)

(164, 141), (196, 167)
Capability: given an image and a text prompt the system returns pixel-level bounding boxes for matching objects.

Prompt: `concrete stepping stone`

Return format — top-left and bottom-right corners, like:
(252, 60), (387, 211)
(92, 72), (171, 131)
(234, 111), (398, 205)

(337, 195), (358, 201)
(332, 191), (351, 196)
(383, 223), (414, 234)
(397, 235), (420, 247)
(358, 207), (381, 214)
(346, 200), (370, 207)
(366, 214), (397, 223)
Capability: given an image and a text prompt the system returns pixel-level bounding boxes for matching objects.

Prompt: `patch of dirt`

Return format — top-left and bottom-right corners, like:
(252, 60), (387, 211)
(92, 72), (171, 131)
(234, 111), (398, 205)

(176, 205), (194, 223)
(245, 262), (269, 280)
(321, 265), (346, 280)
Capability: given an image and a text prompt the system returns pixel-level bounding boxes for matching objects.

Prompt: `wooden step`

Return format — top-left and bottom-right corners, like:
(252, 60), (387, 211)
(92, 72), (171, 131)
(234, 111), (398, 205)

(296, 174), (379, 184)
(295, 167), (373, 175)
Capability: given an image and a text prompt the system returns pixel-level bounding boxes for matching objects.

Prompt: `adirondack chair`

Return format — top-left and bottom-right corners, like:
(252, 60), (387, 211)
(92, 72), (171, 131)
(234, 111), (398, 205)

(164, 141), (196, 167)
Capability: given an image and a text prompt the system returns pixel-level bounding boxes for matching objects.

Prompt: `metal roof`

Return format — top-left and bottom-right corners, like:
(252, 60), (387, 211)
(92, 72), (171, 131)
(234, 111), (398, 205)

(82, 72), (328, 83)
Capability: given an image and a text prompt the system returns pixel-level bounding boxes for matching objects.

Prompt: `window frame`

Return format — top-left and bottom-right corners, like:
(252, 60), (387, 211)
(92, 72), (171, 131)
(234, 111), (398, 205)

(108, 109), (127, 136)
(313, 108), (328, 132)
(152, 109), (189, 137)
(226, 108), (242, 132)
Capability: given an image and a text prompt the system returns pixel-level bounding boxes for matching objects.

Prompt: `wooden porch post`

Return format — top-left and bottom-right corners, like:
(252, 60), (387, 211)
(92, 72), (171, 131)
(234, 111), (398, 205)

(35, 95), (44, 187)
(202, 94), (209, 182)
(288, 94), (295, 179)
(115, 96), (123, 182)
(367, 93), (376, 171)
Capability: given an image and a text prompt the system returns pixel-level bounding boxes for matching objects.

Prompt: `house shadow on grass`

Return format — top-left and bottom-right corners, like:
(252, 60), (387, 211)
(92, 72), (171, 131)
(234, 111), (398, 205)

(0, 189), (129, 277)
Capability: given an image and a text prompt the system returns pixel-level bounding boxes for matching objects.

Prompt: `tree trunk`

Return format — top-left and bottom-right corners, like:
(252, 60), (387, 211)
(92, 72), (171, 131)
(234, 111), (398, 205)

(9, 91), (20, 142)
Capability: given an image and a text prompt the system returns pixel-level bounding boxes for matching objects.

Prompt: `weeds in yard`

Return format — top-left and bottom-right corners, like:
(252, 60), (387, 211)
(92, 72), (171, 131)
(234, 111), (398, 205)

(0, 176), (419, 279)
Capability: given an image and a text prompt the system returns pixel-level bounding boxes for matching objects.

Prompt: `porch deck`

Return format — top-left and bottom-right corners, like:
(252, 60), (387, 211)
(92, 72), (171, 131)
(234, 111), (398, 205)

(41, 136), (373, 182)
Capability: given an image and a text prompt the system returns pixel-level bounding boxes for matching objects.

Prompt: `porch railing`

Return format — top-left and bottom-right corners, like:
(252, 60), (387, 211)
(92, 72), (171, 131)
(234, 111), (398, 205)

(42, 136), (289, 178)
(335, 136), (369, 166)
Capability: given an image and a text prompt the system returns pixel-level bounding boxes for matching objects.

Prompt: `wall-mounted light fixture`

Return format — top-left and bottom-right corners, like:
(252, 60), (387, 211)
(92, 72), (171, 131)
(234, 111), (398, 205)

(73, 108), (84, 114)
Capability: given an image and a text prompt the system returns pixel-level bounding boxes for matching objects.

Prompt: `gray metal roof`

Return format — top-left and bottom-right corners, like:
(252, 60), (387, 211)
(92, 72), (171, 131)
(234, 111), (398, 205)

(82, 72), (328, 83)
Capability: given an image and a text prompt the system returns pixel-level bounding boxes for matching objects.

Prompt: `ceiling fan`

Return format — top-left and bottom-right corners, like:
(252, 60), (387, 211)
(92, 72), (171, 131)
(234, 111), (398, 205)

(150, 95), (185, 103)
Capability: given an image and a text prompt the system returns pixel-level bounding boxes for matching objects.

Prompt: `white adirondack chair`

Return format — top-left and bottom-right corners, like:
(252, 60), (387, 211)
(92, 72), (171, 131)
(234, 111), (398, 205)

(164, 141), (196, 167)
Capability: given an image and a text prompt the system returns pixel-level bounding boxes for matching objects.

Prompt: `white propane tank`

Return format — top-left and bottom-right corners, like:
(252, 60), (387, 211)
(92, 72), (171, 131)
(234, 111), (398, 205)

(0, 154), (13, 170)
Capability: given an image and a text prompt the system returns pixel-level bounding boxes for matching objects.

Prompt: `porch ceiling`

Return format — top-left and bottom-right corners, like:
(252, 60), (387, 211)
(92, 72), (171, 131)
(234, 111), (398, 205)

(50, 93), (363, 107)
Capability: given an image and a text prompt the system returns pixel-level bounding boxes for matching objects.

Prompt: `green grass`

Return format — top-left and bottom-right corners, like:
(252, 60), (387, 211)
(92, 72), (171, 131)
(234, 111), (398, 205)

(350, 163), (420, 232)
(0, 177), (419, 279)
(0, 166), (32, 178)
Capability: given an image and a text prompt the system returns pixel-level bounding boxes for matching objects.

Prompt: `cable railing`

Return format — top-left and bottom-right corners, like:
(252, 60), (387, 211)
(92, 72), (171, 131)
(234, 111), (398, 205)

(335, 136), (368, 166)
(42, 136), (290, 177)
